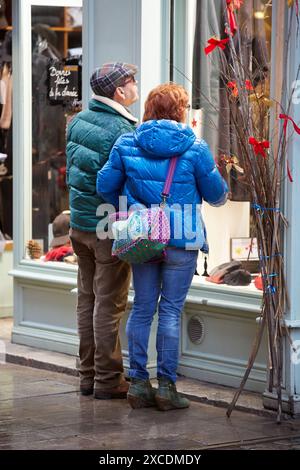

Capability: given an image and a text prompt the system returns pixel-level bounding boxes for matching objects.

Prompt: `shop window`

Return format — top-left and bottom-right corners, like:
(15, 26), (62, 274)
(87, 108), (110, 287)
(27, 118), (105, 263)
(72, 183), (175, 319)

(0, 0), (12, 242)
(172, 0), (274, 292)
(30, 2), (82, 262)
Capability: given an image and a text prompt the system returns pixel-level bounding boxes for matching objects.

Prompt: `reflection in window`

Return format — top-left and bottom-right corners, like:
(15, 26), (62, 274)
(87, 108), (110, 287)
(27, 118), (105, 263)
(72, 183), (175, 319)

(31, 5), (82, 256)
(192, 0), (271, 201)
(183, 0), (273, 285)
(0, 0), (12, 240)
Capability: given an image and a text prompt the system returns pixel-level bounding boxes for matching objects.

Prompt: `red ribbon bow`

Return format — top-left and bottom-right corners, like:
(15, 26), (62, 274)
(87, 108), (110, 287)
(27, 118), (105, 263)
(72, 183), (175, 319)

(249, 137), (270, 158)
(279, 113), (300, 137)
(279, 114), (300, 182)
(204, 37), (229, 55)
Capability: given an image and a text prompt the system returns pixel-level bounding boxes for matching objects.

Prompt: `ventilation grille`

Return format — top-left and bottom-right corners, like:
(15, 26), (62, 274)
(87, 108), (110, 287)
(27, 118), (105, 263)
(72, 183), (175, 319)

(187, 315), (205, 344)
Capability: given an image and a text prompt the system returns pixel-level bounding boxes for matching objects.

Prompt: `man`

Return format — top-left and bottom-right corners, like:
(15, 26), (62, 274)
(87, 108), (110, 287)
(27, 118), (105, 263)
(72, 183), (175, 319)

(66, 62), (139, 399)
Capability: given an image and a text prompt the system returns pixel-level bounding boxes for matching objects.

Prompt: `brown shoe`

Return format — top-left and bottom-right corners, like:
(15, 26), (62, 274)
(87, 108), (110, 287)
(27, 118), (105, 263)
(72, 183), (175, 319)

(94, 381), (129, 400)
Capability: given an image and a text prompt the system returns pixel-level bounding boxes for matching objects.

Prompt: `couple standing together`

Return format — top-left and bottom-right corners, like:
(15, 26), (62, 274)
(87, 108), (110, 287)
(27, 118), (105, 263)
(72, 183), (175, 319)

(66, 62), (227, 411)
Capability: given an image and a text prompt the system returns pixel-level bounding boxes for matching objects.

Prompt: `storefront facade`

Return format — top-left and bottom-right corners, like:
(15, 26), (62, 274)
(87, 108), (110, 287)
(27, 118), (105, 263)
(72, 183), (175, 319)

(9, 0), (300, 414)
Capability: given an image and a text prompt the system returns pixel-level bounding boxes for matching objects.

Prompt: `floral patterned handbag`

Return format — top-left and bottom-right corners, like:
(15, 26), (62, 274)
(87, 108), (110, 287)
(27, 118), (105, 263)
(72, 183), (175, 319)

(111, 157), (178, 264)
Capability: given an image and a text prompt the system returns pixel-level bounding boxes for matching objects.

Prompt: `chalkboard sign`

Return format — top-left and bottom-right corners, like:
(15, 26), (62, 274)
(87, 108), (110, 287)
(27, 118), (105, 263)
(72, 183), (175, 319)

(48, 61), (81, 104)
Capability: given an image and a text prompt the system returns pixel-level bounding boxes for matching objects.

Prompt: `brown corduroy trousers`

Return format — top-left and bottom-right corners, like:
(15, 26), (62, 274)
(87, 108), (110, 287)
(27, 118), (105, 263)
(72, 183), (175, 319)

(70, 228), (131, 391)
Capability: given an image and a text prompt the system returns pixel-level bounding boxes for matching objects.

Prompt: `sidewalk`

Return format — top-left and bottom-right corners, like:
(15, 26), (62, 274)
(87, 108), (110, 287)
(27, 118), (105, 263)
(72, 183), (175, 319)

(1, 362), (300, 450)
(1, 318), (300, 450)
(1, 318), (268, 417)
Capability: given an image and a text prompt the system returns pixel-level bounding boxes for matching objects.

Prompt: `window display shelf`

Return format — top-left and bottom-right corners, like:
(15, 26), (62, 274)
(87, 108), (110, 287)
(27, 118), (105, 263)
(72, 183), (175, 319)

(193, 274), (262, 295)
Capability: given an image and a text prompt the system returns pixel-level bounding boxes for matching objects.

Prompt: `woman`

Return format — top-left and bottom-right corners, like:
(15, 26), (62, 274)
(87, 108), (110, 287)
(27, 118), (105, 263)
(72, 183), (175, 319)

(97, 83), (228, 411)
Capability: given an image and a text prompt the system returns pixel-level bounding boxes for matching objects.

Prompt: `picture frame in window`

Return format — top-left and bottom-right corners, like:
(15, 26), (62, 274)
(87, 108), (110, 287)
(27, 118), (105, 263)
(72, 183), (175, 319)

(230, 237), (260, 274)
(230, 237), (259, 261)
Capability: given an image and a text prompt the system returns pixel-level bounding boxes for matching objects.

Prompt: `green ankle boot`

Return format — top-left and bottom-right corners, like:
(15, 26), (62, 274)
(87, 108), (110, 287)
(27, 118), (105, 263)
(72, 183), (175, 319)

(127, 378), (156, 409)
(155, 377), (190, 411)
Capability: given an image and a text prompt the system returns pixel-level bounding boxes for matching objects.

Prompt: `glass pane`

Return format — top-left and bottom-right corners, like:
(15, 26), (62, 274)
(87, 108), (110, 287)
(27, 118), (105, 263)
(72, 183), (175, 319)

(179, 0), (273, 286)
(31, 4), (82, 258)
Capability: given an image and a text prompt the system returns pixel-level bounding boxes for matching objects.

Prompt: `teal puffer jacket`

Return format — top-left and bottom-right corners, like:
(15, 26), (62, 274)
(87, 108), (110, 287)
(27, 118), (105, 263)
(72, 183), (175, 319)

(66, 99), (136, 232)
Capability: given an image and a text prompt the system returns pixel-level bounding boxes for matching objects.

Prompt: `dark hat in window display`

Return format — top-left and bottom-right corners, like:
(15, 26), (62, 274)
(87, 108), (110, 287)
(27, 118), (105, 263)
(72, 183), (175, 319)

(50, 211), (70, 248)
(206, 260), (251, 286)
(206, 260), (242, 284)
(223, 269), (252, 286)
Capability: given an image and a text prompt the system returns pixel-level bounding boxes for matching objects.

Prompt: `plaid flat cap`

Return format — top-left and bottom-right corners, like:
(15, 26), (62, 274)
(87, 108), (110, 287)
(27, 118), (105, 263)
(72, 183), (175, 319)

(90, 62), (138, 98)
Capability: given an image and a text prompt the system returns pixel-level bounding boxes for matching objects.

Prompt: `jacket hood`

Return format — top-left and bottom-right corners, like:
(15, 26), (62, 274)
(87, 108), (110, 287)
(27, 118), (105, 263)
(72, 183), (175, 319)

(134, 120), (196, 158)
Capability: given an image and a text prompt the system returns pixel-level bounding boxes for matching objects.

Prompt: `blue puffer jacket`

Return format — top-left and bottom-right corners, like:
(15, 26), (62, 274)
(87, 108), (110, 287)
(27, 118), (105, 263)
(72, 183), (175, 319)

(97, 120), (228, 250)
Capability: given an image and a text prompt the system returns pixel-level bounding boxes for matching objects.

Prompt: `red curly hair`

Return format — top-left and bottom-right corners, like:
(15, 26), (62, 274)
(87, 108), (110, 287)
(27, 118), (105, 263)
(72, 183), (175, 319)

(143, 82), (189, 123)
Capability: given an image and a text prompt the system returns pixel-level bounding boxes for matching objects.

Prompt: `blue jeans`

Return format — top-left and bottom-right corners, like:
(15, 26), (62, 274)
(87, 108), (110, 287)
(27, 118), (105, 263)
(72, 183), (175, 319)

(126, 248), (198, 383)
